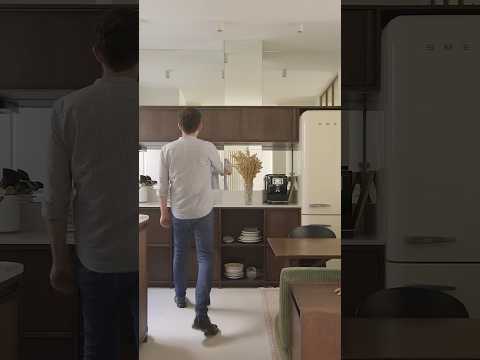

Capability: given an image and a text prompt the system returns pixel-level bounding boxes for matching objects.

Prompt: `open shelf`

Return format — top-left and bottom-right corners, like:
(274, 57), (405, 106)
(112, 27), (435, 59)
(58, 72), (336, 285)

(220, 208), (265, 241)
(221, 242), (264, 248)
(221, 278), (264, 287)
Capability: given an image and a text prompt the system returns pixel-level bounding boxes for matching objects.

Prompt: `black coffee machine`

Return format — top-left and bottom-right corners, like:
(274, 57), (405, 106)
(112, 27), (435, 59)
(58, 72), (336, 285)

(263, 174), (289, 204)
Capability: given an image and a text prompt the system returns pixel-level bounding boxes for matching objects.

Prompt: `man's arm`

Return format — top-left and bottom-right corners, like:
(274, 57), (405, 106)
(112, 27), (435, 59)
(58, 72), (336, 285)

(209, 143), (231, 176)
(44, 104), (74, 294)
(158, 148), (171, 228)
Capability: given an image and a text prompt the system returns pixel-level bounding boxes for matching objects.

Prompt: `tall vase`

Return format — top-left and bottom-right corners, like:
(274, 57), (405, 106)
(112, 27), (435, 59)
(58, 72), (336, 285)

(244, 179), (253, 205)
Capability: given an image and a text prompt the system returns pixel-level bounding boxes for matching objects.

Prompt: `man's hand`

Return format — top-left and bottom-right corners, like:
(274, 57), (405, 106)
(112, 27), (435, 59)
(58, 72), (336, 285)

(160, 210), (172, 228)
(50, 262), (75, 295)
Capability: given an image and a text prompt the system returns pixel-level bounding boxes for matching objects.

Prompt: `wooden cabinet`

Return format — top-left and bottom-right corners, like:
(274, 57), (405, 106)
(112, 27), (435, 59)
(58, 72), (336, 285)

(139, 208), (171, 245)
(142, 206), (300, 288)
(240, 108), (295, 142)
(0, 244), (79, 360)
(341, 8), (379, 90)
(198, 108), (242, 142)
(0, 6), (126, 90)
(0, 243), (139, 359)
(139, 218), (148, 343)
(139, 208), (172, 287)
(139, 108), (180, 143)
(341, 244), (385, 317)
(0, 275), (21, 360)
(139, 107), (298, 143)
(265, 208), (301, 285)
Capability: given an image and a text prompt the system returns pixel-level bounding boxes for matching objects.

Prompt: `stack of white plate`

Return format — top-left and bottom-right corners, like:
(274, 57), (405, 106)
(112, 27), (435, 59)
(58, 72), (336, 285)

(238, 227), (262, 243)
(222, 235), (235, 244)
(224, 263), (244, 279)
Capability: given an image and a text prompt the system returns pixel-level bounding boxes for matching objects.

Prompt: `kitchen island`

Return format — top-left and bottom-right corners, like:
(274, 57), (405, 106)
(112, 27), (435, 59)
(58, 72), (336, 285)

(139, 202), (301, 287)
(0, 262), (23, 360)
(139, 214), (149, 343)
(0, 215), (150, 359)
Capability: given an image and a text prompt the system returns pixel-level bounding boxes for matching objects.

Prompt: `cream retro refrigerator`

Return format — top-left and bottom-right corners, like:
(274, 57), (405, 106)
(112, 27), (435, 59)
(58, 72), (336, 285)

(298, 110), (341, 237)
(379, 16), (480, 317)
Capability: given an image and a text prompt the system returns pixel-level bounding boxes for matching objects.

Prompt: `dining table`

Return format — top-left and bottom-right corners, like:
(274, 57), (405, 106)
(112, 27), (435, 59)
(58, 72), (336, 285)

(267, 237), (341, 266)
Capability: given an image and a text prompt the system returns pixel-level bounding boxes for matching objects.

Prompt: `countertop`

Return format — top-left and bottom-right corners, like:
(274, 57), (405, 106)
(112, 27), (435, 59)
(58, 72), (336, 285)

(0, 262), (24, 285)
(139, 201), (301, 209)
(0, 215), (151, 245)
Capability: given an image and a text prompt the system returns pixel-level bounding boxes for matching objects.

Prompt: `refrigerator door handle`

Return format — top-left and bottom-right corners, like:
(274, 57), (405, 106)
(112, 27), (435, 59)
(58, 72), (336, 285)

(310, 203), (331, 208)
(405, 236), (456, 244)
(406, 284), (457, 292)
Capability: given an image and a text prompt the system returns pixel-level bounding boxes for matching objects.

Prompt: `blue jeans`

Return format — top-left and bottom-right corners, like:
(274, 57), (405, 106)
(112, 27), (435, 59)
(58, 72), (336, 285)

(75, 258), (139, 360)
(172, 210), (214, 317)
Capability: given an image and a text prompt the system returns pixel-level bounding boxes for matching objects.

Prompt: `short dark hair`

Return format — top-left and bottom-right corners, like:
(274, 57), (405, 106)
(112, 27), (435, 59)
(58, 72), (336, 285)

(179, 108), (202, 134)
(94, 8), (139, 72)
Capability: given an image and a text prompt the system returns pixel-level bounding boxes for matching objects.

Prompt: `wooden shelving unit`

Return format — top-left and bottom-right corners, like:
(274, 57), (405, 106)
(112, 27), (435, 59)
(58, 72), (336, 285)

(140, 206), (301, 288)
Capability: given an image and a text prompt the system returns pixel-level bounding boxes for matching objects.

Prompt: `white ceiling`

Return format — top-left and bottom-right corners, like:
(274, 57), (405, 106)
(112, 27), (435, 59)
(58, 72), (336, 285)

(139, 0), (341, 105)
(140, 0), (340, 51)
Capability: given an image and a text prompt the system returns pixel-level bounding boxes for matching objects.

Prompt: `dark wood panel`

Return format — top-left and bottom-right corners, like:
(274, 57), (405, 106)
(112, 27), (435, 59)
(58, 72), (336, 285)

(341, 9), (379, 90)
(147, 245), (171, 284)
(241, 108), (294, 142)
(139, 107), (298, 143)
(0, 9), (104, 89)
(139, 208), (171, 244)
(0, 246), (77, 334)
(21, 338), (76, 360)
(198, 108), (242, 142)
(265, 208), (301, 284)
(139, 108), (180, 142)
(139, 222), (148, 343)
(220, 208), (265, 240)
(341, 245), (385, 317)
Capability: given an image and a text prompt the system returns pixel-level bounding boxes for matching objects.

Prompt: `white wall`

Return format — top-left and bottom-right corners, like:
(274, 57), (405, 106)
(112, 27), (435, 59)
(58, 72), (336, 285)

(0, 113), (13, 172)
(139, 86), (185, 106)
(12, 108), (52, 184)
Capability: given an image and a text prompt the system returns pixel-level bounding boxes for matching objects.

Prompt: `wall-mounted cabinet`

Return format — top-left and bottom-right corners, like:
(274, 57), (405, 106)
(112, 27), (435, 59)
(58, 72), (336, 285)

(0, 5), (136, 90)
(341, 8), (379, 90)
(139, 107), (299, 144)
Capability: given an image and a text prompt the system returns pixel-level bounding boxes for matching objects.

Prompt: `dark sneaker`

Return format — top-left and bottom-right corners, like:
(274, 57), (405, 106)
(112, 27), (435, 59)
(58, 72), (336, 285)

(192, 316), (220, 337)
(174, 296), (187, 308)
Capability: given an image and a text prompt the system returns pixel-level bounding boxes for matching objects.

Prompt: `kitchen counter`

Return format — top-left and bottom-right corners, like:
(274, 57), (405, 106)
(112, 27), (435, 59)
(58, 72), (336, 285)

(139, 201), (300, 209)
(0, 262), (23, 286)
(0, 215), (151, 245)
(0, 231), (76, 245)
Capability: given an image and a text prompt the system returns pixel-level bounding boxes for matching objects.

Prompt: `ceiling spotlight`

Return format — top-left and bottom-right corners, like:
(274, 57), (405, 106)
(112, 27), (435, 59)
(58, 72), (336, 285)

(165, 70), (171, 79)
(282, 68), (288, 78)
(297, 24), (304, 34)
(216, 23), (225, 33)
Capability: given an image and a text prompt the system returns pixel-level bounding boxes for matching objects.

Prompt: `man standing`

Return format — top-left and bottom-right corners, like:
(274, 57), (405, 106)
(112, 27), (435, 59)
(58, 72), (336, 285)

(159, 108), (230, 337)
(44, 9), (139, 360)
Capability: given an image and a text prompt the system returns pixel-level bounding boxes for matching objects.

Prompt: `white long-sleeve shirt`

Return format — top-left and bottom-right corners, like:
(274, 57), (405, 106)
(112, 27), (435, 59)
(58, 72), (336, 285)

(159, 135), (223, 219)
(44, 76), (138, 273)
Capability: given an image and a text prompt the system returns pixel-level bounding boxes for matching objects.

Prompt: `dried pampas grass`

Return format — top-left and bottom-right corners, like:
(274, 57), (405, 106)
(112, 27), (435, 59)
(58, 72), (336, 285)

(231, 149), (263, 183)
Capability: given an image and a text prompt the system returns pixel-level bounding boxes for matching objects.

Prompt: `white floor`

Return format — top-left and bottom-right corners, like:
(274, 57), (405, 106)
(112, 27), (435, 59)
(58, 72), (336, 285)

(140, 288), (273, 360)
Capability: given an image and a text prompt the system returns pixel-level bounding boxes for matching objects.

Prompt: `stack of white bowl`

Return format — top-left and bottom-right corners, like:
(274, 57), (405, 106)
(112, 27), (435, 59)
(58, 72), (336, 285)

(238, 227), (262, 243)
(224, 263), (244, 279)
